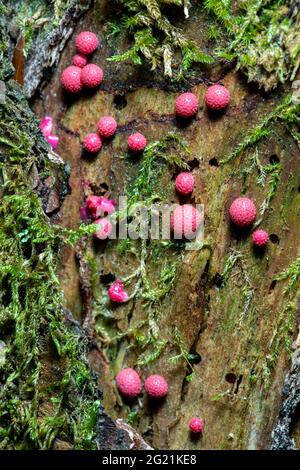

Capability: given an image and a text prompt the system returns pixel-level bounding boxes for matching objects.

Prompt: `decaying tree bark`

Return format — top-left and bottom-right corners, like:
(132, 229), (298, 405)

(0, 0), (300, 450)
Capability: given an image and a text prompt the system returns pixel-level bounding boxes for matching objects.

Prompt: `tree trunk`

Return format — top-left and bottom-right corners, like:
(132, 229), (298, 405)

(1, 0), (300, 450)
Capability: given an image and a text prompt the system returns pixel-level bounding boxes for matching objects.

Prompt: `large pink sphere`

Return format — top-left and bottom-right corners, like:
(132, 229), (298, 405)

(60, 66), (82, 93)
(127, 132), (147, 152)
(81, 64), (103, 88)
(205, 84), (230, 110)
(175, 172), (195, 195)
(83, 133), (102, 153)
(171, 205), (202, 239)
(98, 116), (117, 138)
(75, 31), (99, 55)
(115, 368), (142, 398)
(175, 92), (198, 118)
(229, 197), (256, 227)
(144, 375), (168, 398)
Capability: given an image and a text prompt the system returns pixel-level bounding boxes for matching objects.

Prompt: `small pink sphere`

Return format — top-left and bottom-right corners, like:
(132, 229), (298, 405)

(205, 84), (230, 110)
(83, 133), (102, 153)
(108, 279), (129, 303)
(171, 205), (202, 239)
(94, 218), (112, 240)
(60, 66), (82, 93)
(229, 197), (256, 227)
(189, 417), (203, 434)
(175, 172), (195, 195)
(252, 229), (269, 246)
(75, 31), (99, 55)
(127, 132), (147, 152)
(73, 54), (88, 68)
(144, 375), (168, 398)
(175, 92), (198, 118)
(115, 368), (142, 398)
(81, 64), (103, 88)
(98, 116), (117, 138)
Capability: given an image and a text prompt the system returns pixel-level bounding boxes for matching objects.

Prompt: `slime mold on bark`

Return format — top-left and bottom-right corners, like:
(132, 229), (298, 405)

(81, 64), (103, 88)
(83, 133), (102, 153)
(127, 132), (147, 152)
(144, 375), (169, 398)
(60, 66), (82, 93)
(97, 116), (117, 138)
(229, 197), (257, 227)
(189, 417), (203, 433)
(175, 172), (195, 195)
(171, 205), (202, 239)
(115, 368), (142, 398)
(252, 229), (269, 246)
(75, 31), (99, 55)
(175, 92), (198, 118)
(108, 280), (129, 303)
(205, 84), (230, 110)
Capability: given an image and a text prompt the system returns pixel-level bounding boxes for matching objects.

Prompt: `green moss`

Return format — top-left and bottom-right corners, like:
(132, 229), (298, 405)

(0, 83), (101, 449)
(205, 0), (300, 90)
(107, 0), (213, 78)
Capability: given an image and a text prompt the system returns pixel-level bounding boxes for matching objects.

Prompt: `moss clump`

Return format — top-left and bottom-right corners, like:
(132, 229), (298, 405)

(107, 0), (213, 78)
(0, 82), (102, 449)
(205, 0), (300, 90)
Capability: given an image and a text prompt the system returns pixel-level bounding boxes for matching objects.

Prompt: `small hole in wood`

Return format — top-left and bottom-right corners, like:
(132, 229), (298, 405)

(269, 154), (280, 165)
(100, 273), (116, 284)
(212, 272), (223, 288)
(270, 234), (280, 244)
(225, 372), (237, 384)
(113, 94), (127, 109)
(209, 157), (219, 167)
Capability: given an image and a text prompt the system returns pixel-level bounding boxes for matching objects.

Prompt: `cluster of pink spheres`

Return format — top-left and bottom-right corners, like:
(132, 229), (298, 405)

(60, 31), (147, 155)
(56, 31), (272, 435)
(229, 197), (269, 247)
(115, 368), (169, 399)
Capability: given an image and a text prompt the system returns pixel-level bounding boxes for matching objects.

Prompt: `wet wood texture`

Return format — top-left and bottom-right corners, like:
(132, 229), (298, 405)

(33, 1), (300, 450)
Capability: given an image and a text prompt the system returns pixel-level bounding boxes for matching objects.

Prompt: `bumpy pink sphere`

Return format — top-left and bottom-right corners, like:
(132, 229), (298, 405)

(189, 417), (203, 434)
(229, 197), (256, 227)
(175, 92), (198, 118)
(73, 54), (88, 68)
(75, 31), (99, 55)
(127, 132), (147, 152)
(108, 279), (128, 303)
(252, 229), (269, 246)
(175, 172), (195, 195)
(205, 84), (230, 110)
(83, 133), (102, 153)
(60, 66), (82, 93)
(94, 218), (112, 240)
(81, 64), (103, 88)
(116, 368), (142, 398)
(144, 375), (168, 398)
(171, 205), (202, 239)
(98, 116), (117, 138)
